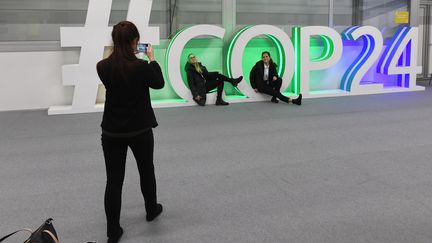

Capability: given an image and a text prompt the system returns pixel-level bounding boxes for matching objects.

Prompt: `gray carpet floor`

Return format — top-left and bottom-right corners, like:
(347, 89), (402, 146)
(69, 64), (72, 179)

(1, 87), (432, 243)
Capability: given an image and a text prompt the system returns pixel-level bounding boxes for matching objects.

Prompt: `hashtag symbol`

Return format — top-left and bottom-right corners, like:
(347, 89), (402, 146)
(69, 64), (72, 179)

(51, 0), (159, 114)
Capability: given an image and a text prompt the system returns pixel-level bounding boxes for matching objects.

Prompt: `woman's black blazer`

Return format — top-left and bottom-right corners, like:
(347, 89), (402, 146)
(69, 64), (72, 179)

(249, 60), (279, 89)
(185, 62), (209, 98)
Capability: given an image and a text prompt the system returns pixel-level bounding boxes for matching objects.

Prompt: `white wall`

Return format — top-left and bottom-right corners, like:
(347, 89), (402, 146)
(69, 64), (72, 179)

(0, 51), (77, 111)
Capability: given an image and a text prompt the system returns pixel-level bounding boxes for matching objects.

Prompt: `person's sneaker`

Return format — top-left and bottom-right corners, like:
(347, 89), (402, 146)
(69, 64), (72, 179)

(271, 97), (279, 103)
(215, 99), (229, 106)
(146, 204), (163, 222)
(107, 227), (123, 243)
(232, 76), (243, 87)
(292, 94), (302, 105)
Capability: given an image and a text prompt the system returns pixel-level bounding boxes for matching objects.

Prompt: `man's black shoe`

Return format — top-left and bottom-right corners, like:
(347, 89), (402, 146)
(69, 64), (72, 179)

(271, 97), (279, 103)
(146, 204), (163, 222)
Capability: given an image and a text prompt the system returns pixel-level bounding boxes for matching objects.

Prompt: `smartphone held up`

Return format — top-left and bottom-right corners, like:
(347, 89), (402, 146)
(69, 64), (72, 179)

(137, 43), (149, 53)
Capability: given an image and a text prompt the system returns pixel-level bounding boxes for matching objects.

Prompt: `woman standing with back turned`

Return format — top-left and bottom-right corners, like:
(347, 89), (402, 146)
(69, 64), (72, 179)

(96, 21), (164, 243)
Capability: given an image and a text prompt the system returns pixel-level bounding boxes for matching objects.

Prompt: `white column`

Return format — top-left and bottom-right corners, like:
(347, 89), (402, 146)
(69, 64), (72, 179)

(223, 0), (236, 36)
(329, 0), (334, 27)
(410, 0), (420, 27)
(222, 0), (236, 75)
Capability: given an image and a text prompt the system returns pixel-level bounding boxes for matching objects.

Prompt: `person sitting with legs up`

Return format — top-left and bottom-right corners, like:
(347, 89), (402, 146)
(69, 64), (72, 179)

(185, 53), (243, 106)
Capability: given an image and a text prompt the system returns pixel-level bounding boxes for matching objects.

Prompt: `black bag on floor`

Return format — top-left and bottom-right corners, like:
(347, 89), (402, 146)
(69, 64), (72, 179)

(0, 218), (59, 243)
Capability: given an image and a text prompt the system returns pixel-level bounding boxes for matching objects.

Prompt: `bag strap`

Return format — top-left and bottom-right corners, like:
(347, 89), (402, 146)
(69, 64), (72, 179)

(43, 229), (60, 243)
(0, 229), (32, 242)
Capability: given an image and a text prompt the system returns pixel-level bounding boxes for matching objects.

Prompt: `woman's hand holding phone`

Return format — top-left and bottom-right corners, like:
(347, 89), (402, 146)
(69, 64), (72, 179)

(137, 43), (147, 53)
(136, 43), (154, 61)
(146, 45), (155, 62)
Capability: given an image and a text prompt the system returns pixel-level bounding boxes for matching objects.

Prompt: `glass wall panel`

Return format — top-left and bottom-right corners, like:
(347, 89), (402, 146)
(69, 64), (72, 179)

(334, 0), (353, 30)
(167, 0), (222, 37)
(361, 0), (409, 38)
(109, 0), (222, 39)
(0, 0), (89, 41)
(109, 0), (168, 38)
(236, 0), (329, 31)
(0, 0), (412, 46)
(0, 0), (170, 41)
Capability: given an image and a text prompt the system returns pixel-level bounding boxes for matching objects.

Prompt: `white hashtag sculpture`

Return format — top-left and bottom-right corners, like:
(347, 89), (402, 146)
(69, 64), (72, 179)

(49, 0), (159, 115)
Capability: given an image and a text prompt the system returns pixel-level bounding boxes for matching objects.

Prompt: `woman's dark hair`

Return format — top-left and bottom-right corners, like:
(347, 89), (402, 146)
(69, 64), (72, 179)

(112, 21), (139, 60)
(261, 51), (274, 65)
(110, 21), (140, 78)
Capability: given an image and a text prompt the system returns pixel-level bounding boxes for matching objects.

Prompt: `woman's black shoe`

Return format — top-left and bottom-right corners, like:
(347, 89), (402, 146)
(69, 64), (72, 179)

(193, 98), (206, 106)
(271, 97), (279, 103)
(107, 227), (123, 243)
(232, 76), (243, 87)
(292, 94), (302, 105)
(146, 204), (163, 222)
(215, 99), (229, 106)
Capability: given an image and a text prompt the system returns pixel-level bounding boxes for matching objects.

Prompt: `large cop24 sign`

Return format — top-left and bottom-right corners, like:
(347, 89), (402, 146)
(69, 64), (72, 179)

(49, 0), (424, 115)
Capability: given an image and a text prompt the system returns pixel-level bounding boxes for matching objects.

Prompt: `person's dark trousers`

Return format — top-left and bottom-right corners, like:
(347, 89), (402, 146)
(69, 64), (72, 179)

(206, 72), (234, 84)
(268, 77), (282, 99)
(205, 78), (224, 99)
(101, 129), (157, 238)
(257, 78), (289, 103)
(205, 72), (236, 99)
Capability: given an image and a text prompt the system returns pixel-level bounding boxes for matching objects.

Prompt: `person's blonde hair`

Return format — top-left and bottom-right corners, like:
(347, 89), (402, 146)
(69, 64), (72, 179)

(188, 53), (202, 74)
